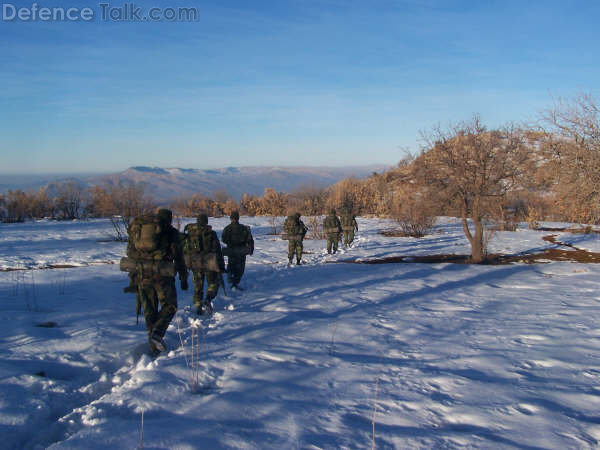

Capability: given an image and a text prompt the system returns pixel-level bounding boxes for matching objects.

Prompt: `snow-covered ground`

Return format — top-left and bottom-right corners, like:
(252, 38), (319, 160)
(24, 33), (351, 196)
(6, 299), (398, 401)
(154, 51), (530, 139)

(1, 217), (599, 449)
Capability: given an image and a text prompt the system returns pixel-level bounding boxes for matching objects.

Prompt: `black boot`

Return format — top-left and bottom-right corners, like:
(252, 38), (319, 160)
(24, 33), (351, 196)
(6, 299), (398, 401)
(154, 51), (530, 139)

(150, 330), (166, 353)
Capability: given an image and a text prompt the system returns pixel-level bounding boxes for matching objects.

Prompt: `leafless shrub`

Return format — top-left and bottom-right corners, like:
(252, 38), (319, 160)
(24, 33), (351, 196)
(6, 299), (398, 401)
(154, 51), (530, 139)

(11, 270), (39, 312)
(371, 377), (380, 450)
(54, 181), (85, 220)
(390, 190), (436, 238)
(306, 216), (326, 240)
(267, 216), (282, 235)
(110, 216), (129, 242)
(90, 181), (154, 241)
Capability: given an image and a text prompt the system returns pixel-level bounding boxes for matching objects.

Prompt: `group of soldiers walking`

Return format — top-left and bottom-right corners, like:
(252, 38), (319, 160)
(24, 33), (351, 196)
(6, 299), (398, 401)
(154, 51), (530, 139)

(322, 208), (358, 254)
(121, 208), (357, 355)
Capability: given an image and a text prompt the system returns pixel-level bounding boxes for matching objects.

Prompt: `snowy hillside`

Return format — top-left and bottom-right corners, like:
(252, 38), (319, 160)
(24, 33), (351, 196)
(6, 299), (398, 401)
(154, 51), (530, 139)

(1, 165), (388, 202)
(94, 165), (388, 202)
(1, 218), (600, 449)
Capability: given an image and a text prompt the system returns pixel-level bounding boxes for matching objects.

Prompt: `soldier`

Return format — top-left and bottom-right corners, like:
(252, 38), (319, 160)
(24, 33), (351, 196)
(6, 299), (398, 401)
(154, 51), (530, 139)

(323, 209), (342, 254)
(341, 209), (359, 247)
(221, 211), (254, 290)
(283, 212), (307, 265)
(183, 214), (225, 315)
(126, 208), (188, 356)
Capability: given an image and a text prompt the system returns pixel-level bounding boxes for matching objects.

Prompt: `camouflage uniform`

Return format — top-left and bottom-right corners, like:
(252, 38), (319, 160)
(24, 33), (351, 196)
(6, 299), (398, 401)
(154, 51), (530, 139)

(284, 213), (308, 265)
(184, 214), (225, 314)
(222, 211), (254, 288)
(341, 212), (358, 247)
(323, 209), (342, 254)
(127, 209), (187, 355)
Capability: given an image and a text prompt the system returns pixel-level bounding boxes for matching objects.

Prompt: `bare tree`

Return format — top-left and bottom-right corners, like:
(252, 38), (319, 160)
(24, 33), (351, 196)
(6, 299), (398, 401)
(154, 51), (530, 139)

(288, 186), (326, 216)
(54, 181), (84, 220)
(110, 182), (155, 240)
(262, 188), (288, 216)
(87, 181), (154, 240)
(414, 116), (533, 262)
(212, 189), (232, 205)
(542, 93), (600, 223)
(0, 194), (5, 220)
(3, 190), (28, 222)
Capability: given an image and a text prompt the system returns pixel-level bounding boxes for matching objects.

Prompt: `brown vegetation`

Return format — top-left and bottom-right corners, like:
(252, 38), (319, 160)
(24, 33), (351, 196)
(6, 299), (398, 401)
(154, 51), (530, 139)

(413, 116), (535, 262)
(541, 93), (600, 224)
(3, 93), (598, 262)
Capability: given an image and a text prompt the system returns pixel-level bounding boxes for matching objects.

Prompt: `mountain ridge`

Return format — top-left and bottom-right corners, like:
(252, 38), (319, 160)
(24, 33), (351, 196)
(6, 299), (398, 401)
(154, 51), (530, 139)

(96, 165), (389, 201)
(2, 165), (390, 202)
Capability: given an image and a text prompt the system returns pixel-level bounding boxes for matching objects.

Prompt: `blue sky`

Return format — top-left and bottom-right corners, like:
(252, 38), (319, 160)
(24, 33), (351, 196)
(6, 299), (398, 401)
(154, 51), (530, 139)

(1, 0), (599, 174)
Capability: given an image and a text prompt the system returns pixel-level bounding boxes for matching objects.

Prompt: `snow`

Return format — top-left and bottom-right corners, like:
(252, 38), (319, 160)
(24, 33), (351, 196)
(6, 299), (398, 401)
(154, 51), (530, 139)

(555, 231), (600, 253)
(1, 217), (599, 449)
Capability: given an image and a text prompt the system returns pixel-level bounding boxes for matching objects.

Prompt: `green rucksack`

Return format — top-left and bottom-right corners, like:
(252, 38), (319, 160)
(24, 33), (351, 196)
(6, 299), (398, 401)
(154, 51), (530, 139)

(341, 215), (354, 227)
(183, 223), (222, 272)
(128, 215), (162, 253)
(183, 223), (217, 255)
(283, 216), (299, 235)
(227, 224), (251, 246)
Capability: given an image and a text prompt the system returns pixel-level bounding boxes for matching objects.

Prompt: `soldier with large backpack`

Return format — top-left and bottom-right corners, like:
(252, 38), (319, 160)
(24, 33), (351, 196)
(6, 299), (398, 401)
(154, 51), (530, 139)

(121, 208), (188, 356)
(221, 211), (254, 290)
(323, 209), (342, 254)
(183, 214), (225, 315)
(340, 209), (359, 247)
(283, 212), (308, 265)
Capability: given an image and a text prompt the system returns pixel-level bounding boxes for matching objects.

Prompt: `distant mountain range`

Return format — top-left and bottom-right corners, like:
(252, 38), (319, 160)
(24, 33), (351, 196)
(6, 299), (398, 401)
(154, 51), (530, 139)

(2, 165), (389, 202)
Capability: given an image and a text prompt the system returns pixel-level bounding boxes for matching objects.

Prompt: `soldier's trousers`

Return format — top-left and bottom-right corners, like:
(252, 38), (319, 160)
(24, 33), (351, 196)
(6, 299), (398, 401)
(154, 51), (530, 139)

(327, 234), (340, 254)
(227, 254), (246, 286)
(343, 230), (355, 246)
(192, 271), (219, 307)
(288, 240), (303, 262)
(139, 277), (177, 338)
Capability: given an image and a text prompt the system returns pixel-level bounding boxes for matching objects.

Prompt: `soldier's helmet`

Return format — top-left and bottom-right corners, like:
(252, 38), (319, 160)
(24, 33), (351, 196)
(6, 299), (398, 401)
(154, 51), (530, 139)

(294, 212), (301, 220)
(230, 211), (240, 221)
(197, 213), (209, 226)
(156, 208), (173, 226)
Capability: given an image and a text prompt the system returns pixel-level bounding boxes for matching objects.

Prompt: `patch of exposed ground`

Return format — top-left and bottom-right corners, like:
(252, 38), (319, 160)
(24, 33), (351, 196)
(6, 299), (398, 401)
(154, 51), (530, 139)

(0, 262), (115, 272)
(338, 234), (600, 265)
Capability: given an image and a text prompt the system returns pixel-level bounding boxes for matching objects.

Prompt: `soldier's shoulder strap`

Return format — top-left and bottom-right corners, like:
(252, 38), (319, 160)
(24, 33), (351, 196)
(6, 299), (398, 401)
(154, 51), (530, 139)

(167, 225), (181, 240)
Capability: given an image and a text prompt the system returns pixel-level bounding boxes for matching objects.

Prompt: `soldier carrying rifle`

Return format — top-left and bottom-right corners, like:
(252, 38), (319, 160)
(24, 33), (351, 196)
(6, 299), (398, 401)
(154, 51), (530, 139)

(282, 212), (308, 265)
(221, 211), (254, 290)
(120, 208), (188, 356)
(323, 209), (342, 254)
(183, 213), (225, 315)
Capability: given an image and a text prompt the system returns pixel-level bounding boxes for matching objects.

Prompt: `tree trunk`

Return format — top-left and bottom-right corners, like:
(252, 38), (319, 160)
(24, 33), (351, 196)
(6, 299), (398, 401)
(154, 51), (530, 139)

(470, 218), (485, 263)
(462, 211), (486, 263)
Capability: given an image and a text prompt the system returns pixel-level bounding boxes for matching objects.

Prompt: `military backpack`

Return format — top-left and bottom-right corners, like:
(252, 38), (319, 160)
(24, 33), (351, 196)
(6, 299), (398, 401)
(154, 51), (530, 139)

(223, 223), (253, 256)
(323, 215), (341, 234)
(183, 224), (218, 253)
(121, 215), (175, 278)
(341, 215), (356, 231)
(282, 216), (305, 241)
(183, 224), (222, 272)
(128, 215), (162, 253)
